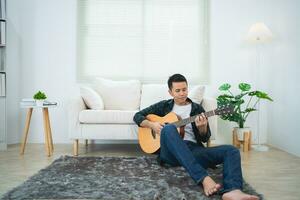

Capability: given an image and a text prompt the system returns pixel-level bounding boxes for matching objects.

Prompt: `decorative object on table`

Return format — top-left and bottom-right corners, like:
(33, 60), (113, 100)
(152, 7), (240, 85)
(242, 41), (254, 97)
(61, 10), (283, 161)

(2, 156), (263, 200)
(217, 83), (273, 151)
(20, 99), (57, 107)
(33, 91), (47, 106)
(246, 22), (273, 151)
(43, 100), (57, 106)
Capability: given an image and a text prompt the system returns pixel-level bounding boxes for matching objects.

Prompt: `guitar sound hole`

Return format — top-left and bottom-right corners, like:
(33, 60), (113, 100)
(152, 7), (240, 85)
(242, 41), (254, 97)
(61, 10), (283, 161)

(151, 129), (156, 139)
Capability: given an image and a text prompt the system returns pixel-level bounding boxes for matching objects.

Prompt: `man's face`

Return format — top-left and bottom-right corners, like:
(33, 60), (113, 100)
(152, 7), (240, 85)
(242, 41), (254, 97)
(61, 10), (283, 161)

(169, 81), (188, 105)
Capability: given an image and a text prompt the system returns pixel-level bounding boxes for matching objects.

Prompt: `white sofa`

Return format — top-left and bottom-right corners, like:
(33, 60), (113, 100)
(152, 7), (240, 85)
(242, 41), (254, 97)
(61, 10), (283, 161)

(68, 78), (217, 155)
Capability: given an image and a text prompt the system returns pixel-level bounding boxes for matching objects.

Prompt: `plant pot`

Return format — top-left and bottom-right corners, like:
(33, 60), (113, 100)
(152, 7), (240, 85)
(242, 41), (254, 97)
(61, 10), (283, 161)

(35, 100), (45, 107)
(233, 127), (251, 141)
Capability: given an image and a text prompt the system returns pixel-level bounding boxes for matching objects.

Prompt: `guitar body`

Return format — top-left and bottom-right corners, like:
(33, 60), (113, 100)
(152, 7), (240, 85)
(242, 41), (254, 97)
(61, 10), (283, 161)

(138, 112), (179, 154)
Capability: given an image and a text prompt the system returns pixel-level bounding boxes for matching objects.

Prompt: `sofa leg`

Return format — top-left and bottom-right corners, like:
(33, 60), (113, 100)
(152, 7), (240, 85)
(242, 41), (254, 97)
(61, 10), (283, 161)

(73, 139), (79, 156)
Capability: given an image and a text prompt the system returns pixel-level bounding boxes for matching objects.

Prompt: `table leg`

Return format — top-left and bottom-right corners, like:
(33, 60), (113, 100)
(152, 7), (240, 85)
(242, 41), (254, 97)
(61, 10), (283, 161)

(20, 108), (33, 155)
(45, 108), (54, 153)
(243, 131), (250, 152)
(248, 131), (252, 150)
(74, 139), (79, 156)
(232, 130), (240, 148)
(43, 108), (51, 156)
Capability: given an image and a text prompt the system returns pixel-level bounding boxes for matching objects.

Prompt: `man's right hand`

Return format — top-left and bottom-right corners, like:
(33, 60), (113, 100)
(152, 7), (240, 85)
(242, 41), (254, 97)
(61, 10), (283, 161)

(150, 122), (165, 134)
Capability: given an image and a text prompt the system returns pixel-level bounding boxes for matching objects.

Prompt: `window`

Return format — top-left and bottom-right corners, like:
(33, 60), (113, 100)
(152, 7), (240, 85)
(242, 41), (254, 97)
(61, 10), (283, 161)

(77, 0), (209, 83)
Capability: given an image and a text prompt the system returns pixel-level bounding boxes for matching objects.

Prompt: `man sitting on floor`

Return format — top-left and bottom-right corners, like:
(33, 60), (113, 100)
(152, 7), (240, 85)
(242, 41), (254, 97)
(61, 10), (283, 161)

(133, 73), (259, 200)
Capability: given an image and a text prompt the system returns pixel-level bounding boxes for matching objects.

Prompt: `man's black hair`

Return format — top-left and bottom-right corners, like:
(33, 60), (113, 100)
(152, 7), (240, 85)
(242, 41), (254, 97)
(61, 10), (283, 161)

(167, 74), (188, 90)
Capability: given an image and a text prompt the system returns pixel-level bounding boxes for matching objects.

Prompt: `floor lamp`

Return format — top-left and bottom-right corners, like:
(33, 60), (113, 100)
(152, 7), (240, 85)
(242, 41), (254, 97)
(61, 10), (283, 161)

(246, 22), (273, 151)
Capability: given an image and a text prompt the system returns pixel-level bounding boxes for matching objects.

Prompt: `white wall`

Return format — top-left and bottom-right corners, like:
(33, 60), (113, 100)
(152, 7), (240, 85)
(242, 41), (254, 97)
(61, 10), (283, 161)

(264, 1), (300, 156)
(208, 0), (264, 145)
(209, 0), (300, 156)
(7, 0), (78, 144)
(6, 0), (300, 156)
(6, 0), (22, 143)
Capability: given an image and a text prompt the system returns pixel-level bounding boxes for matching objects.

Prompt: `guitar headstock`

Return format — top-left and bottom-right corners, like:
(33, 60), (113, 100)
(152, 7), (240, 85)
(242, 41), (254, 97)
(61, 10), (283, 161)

(215, 104), (234, 116)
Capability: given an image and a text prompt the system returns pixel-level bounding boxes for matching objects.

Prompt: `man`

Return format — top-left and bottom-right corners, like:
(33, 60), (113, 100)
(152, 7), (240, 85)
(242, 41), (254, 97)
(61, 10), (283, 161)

(133, 74), (259, 200)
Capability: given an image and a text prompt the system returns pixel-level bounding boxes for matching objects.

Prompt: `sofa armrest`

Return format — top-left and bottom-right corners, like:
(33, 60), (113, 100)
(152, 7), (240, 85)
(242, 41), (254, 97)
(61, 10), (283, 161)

(68, 96), (86, 139)
(201, 97), (217, 140)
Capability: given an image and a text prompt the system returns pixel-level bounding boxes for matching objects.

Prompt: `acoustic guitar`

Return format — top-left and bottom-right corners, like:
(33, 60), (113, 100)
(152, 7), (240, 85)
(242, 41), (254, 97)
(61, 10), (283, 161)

(138, 105), (234, 154)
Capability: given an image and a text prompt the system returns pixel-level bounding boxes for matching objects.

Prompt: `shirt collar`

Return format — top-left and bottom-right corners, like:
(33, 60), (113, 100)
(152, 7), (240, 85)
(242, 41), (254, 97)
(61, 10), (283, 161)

(167, 97), (193, 108)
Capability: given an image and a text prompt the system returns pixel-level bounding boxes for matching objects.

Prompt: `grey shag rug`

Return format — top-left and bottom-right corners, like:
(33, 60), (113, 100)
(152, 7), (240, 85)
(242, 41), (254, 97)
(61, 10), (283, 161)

(2, 156), (262, 200)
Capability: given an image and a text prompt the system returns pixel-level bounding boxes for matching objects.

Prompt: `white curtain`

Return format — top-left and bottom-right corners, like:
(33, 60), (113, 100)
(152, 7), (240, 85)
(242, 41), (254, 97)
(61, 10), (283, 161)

(77, 0), (209, 84)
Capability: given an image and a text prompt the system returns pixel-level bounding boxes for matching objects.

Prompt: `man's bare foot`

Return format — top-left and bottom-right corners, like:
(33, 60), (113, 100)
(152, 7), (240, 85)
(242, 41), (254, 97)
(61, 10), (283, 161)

(222, 189), (259, 200)
(202, 176), (221, 196)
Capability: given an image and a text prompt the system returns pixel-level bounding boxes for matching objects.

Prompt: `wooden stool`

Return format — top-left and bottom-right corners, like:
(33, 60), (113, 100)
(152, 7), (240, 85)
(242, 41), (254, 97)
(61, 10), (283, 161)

(232, 129), (252, 152)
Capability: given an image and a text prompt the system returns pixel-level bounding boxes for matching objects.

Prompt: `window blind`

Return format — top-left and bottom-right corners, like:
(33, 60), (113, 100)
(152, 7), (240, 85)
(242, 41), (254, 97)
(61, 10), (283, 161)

(77, 0), (209, 83)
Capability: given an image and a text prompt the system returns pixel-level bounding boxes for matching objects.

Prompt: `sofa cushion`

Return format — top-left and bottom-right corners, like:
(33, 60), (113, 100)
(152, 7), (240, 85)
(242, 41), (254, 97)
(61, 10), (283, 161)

(94, 78), (141, 110)
(140, 84), (171, 110)
(189, 85), (205, 104)
(79, 110), (138, 124)
(80, 86), (104, 110)
(140, 84), (205, 109)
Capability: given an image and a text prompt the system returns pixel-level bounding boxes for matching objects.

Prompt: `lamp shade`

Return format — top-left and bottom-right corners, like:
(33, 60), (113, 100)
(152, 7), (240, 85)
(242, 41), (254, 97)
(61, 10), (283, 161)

(246, 22), (273, 43)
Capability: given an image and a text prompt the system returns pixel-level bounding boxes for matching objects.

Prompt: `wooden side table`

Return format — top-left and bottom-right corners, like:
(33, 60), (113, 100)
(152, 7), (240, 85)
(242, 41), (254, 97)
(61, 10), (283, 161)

(232, 129), (252, 152)
(20, 102), (57, 156)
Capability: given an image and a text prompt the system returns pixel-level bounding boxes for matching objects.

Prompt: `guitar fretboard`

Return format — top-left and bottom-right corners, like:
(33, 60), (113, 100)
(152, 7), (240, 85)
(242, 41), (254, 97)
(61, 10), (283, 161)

(171, 110), (215, 128)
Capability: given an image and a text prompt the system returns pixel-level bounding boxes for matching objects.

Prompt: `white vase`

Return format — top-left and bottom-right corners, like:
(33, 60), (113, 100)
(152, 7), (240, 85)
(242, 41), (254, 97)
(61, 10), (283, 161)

(35, 100), (44, 106)
(233, 127), (251, 141)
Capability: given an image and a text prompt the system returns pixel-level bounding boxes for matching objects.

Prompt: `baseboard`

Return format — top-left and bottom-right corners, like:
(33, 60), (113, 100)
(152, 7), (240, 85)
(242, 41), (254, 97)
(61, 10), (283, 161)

(88, 140), (139, 144)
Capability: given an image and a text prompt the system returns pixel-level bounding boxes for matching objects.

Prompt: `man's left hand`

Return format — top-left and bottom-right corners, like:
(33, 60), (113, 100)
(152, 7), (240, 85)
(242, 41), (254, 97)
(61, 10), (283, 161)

(195, 113), (208, 134)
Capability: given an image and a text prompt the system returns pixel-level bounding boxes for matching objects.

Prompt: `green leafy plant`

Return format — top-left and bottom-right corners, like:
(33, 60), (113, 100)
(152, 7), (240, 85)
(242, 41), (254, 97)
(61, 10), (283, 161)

(33, 91), (47, 100)
(217, 83), (273, 128)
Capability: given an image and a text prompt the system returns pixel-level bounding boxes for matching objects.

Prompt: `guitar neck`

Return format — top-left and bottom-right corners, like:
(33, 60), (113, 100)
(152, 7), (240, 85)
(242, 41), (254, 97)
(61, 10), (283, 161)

(171, 110), (216, 128)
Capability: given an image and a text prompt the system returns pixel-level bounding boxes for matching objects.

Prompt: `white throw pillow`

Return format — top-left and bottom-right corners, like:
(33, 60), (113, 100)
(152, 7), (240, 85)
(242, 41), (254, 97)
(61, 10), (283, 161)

(188, 85), (205, 104)
(94, 78), (141, 110)
(140, 84), (171, 110)
(80, 86), (104, 110)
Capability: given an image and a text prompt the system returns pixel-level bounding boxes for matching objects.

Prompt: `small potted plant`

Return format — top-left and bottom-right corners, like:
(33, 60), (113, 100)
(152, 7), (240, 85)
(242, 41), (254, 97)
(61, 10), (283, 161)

(33, 91), (47, 106)
(217, 83), (273, 140)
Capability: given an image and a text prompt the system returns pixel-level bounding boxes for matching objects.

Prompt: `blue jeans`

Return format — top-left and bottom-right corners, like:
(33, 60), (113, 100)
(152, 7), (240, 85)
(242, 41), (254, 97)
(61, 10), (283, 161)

(159, 124), (243, 192)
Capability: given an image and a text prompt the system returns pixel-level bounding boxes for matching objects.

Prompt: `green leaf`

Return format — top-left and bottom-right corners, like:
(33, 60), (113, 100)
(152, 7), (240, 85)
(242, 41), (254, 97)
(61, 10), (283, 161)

(217, 94), (234, 100)
(217, 94), (235, 107)
(220, 112), (243, 124)
(234, 99), (245, 106)
(238, 83), (251, 91)
(217, 100), (231, 107)
(219, 83), (231, 91)
(218, 83), (273, 127)
(257, 91), (273, 101)
(249, 91), (273, 101)
(33, 91), (47, 100)
(244, 108), (256, 113)
(235, 92), (248, 99)
(248, 91), (259, 96)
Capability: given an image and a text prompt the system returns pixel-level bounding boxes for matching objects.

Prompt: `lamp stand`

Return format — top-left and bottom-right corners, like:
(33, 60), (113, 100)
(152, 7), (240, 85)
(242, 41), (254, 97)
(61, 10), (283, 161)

(251, 43), (269, 152)
(252, 102), (269, 151)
